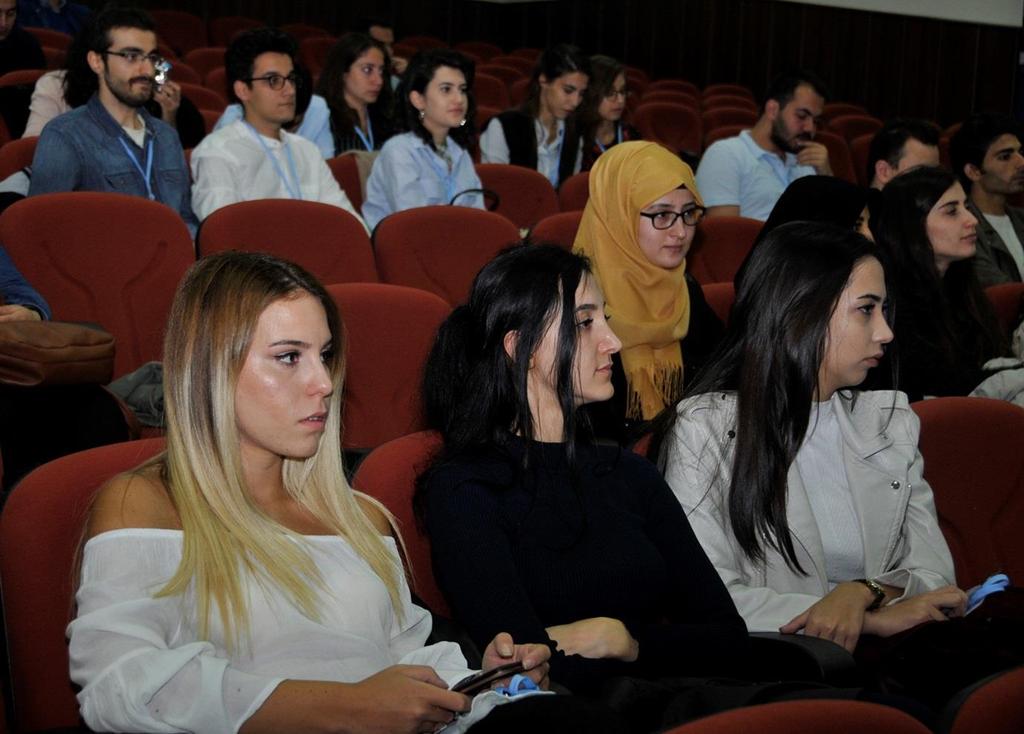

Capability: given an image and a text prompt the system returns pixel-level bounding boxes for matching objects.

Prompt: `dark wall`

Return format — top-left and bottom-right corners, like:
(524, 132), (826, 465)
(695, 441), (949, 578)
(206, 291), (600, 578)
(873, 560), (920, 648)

(139, 0), (1019, 127)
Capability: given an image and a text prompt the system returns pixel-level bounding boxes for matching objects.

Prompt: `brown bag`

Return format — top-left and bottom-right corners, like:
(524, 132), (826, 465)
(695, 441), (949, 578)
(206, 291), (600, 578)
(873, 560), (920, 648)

(0, 321), (115, 386)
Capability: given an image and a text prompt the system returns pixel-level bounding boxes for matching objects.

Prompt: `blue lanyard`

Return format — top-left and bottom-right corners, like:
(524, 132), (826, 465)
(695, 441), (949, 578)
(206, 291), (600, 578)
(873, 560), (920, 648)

(421, 144), (458, 204)
(353, 117), (375, 151)
(245, 123), (302, 200)
(595, 124), (623, 154)
(117, 136), (154, 200)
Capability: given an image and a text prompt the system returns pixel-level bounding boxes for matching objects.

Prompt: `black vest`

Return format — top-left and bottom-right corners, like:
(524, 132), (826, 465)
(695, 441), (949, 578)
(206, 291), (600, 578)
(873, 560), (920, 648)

(496, 109), (580, 188)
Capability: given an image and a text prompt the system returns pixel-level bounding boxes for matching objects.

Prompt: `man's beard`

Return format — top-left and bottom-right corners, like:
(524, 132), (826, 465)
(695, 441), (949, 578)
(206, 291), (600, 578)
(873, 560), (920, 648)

(770, 116), (811, 154)
(104, 68), (153, 108)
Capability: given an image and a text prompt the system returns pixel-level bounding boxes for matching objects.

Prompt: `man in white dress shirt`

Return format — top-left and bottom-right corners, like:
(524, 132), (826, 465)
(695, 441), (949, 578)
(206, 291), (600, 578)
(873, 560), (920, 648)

(190, 28), (365, 230)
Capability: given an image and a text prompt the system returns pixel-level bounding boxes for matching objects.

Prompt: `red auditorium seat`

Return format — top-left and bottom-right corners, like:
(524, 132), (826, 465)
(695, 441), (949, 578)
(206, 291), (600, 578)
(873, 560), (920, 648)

(701, 94), (757, 112)
(687, 215), (762, 284)
(474, 72), (511, 110)
(644, 79), (699, 98)
(633, 102), (702, 157)
(662, 700), (931, 734)
(177, 81), (226, 112)
(183, 46), (228, 79)
(704, 124), (746, 149)
(352, 432), (449, 615)
(947, 666), (1024, 734)
(0, 438), (166, 733)
(166, 61), (200, 85)
(700, 281), (735, 326)
(850, 132), (874, 186)
(198, 200), (377, 284)
(529, 210), (583, 250)
(24, 26), (71, 50)
(0, 68), (46, 90)
(827, 113), (883, 142)
(477, 63), (523, 87)
(489, 55), (534, 75)
(701, 106), (758, 133)
(208, 16), (262, 47)
(509, 77), (531, 107)
(0, 192), (195, 378)
(199, 109), (220, 134)
(912, 397), (1024, 587)
(299, 36), (338, 75)
(509, 47), (542, 62)
(642, 90), (699, 109)
(557, 170), (589, 212)
(985, 283), (1024, 336)
(151, 9), (207, 55)
(0, 136), (37, 180)
(815, 129), (857, 185)
(326, 153), (367, 212)
(475, 163), (559, 230)
(822, 101), (868, 121)
(328, 284), (450, 451)
(373, 207), (520, 305)
(41, 46), (65, 70)
(701, 83), (754, 101)
(454, 41), (503, 61)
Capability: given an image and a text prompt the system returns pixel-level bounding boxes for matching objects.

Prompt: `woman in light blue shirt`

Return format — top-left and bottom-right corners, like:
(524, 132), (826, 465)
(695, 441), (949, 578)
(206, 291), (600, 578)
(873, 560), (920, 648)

(362, 49), (484, 231)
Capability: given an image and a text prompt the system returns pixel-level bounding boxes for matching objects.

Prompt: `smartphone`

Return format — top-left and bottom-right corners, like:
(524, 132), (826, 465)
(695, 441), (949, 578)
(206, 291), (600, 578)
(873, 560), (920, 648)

(154, 59), (172, 86)
(451, 661), (525, 695)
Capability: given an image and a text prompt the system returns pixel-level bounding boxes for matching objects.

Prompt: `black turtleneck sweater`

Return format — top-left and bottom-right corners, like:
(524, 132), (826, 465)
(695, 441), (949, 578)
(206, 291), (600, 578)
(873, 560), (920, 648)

(421, 439), (748, 695)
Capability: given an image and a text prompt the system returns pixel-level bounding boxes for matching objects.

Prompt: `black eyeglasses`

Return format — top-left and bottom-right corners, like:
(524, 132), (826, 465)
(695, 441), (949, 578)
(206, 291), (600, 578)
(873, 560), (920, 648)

(639, 206), (706, 229)
(103, 49), (166, 67)
(246, 73), (302, 91)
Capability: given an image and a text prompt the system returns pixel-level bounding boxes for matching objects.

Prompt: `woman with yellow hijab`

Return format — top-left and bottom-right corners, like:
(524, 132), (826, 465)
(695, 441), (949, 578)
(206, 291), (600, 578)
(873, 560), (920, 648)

(574, 141), (724, 445)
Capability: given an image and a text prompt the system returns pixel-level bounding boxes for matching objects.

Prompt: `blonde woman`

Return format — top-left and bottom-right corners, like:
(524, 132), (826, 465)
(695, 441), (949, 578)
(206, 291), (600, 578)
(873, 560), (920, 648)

(68, 252), (572, 734)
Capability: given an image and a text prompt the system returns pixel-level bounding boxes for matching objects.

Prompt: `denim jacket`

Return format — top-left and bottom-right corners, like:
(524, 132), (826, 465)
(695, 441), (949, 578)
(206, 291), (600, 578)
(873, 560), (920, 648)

(0, 245), (50, 319)
(29, 94), (198, 238)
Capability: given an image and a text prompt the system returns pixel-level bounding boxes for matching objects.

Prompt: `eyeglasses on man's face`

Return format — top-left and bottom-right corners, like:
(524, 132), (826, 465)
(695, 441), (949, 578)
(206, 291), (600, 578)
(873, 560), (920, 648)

(103, 48), (166, 68)
(639, 206), (707, 229)
(246, 73), (302, 91)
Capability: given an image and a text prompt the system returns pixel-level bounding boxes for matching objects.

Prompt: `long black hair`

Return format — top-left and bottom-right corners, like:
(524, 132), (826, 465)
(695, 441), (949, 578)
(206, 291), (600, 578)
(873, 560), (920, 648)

(396, 48), (477, 150)
(520, 43), (590, 118)
(315, 32), (395, 150)
(870, 166), (1004, 391)
(672, 222), (884, 572)
(422, 244), (592, 461)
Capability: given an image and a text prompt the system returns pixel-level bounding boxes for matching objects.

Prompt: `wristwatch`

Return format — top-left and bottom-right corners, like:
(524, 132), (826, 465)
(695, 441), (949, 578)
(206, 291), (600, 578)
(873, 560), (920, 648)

(853, 578), (886, 611)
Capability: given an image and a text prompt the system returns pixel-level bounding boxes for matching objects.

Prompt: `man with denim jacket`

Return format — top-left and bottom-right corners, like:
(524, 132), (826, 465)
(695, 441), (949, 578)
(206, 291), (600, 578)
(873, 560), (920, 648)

(27, 6), (198, 237)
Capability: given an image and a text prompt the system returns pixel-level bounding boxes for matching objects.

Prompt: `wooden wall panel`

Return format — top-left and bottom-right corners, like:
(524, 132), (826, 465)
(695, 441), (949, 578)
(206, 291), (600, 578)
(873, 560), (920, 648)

(137, 0), (1019, 127)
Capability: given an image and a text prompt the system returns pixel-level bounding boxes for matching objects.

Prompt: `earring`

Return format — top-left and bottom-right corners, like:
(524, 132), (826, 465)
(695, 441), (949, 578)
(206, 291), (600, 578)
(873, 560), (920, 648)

(418, 109), (425, 120)
(459, 117), (467, 127)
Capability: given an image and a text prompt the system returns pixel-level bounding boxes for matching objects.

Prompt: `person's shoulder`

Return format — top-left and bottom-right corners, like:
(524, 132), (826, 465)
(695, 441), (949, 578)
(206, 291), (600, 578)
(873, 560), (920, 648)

(86, 465), (181, 539)
(283, 128), (322, 156)
(376, 131), (417, 155)
(676, 390), (737, 420)
(354, 494), (394, 536)
(701, 134), (746, 159)
(190, 121), (240, 156)
(40, 104), (88, 134)
(848, 389), (911, 414)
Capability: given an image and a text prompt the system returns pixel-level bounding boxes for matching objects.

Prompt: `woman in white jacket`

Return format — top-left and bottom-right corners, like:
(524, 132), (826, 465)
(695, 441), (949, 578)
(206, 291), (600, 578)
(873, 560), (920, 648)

(662, 221), (966, 653)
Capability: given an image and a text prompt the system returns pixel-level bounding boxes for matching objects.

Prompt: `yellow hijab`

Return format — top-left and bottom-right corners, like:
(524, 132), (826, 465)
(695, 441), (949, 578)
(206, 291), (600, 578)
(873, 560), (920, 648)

(573, 141), (703, 421)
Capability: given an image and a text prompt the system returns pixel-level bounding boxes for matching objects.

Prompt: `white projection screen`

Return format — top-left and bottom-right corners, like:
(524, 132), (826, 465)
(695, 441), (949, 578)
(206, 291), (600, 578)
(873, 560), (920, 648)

(780, 0), (1023, 28)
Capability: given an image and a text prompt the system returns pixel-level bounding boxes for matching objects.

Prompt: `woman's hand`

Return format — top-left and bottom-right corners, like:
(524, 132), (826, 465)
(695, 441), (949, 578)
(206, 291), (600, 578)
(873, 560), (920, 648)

(481, 631), (551, 689)
(779, 581), (879, 652)
(242, 667), (469, 734)
(545, 617), (639, 662)
(862, 585), (968, 638)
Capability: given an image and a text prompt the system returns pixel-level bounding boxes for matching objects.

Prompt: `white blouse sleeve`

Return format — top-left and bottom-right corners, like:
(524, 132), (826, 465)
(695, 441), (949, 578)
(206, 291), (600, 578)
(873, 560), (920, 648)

(479, 118), (510, 164)
(68, 532), (282, 734)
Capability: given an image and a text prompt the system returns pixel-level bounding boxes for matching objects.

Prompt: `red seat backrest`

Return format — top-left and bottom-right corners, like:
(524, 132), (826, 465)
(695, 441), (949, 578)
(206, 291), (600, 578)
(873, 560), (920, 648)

(529, 210), (583, 251)
(352, 431), (449, 615)
(0, 136), (37, 180)
(328, 284), (450, 450)
(662, 699), (931, 734)
(0, 438), (166, 732)
(372, 207), (521, 305)
(558, 170), (589, 212)
(198, 199), (378, 285)
(633, 102), (702, 157)
(912, 397), (1024, 587)
(0, 192), (195, 378)
(475, 163), (559, 230)
(687, 215), (762, 284)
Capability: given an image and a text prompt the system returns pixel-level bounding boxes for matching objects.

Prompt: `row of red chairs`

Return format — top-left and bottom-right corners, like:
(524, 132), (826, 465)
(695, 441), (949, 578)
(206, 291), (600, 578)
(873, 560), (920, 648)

(1, 394), (1022, 732)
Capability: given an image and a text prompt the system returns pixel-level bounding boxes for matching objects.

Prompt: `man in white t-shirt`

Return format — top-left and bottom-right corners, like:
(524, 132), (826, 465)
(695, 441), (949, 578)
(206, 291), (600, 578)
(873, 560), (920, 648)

(190, 28), (365, 230)
(950, 113), (1024, 287)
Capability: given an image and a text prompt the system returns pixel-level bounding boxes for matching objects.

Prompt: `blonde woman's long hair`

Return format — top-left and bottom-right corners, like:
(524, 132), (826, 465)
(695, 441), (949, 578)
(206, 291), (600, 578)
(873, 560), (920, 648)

(150, 251), (402, 649)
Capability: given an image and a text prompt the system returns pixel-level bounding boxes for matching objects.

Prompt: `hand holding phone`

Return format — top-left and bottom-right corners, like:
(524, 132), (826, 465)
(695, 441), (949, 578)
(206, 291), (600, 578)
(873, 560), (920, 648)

(451, 661), (524, 695)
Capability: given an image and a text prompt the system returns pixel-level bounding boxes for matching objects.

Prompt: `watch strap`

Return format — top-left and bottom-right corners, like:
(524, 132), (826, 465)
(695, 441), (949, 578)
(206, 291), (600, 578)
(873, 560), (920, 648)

(853, 578), (885, 611)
